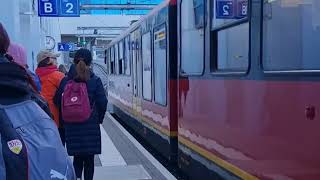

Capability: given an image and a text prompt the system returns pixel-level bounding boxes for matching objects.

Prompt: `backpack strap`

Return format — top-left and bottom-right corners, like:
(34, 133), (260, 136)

(0, 134), (6, 180)
(28, 92), (52, 118)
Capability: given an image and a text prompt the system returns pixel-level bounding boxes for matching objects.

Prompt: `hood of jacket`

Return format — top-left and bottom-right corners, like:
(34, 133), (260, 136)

(36, 65), (58, 77)
(0, 55), (31, 96)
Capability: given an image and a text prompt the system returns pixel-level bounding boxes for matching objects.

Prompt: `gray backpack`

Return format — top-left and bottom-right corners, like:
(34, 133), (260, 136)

(0, 100), (76, 180)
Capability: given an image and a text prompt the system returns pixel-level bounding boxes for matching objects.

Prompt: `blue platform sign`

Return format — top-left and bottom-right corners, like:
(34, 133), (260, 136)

(216, 0), (234, 19)
(38, 0), (80, 17)
(216, 0), (248, 19)
(60, 0), (80, 17)
(236, 1), (247, 18)
(38, 0), (59, 17)
(58, 43), (74, 51)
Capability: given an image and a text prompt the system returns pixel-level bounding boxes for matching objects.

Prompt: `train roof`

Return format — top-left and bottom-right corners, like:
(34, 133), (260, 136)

(106, 0), (174, 48)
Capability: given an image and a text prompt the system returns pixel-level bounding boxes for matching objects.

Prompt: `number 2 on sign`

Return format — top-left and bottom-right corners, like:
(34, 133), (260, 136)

(223, 5), (230, 16)
(66, 3), (74, 13)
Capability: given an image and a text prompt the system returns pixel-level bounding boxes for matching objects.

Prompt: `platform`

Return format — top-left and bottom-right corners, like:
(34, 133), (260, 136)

(85, 63), (175, 180)
(88, 113), (175, 180)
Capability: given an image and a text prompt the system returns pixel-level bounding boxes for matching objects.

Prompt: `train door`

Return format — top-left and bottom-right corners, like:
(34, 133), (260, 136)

(131, 30), (142, 117)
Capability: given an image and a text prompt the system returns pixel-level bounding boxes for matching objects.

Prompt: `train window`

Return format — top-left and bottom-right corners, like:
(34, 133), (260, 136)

(119, 41), (124, 74)
(115, 44), (119, 74)
(211, 0), (249, 72)
(124, 36), (131, 75)
(193, 0), (205, 29)
(110, 47), (115, 74)
(216, 23), (249, 71)
(106, 50), (110, 73)
(104, 50), (108, 65)
(263, 0), (320, 71)
(180, 0), (205, 75)
(154, 25), (167, 106)
(142, 32), (152, 101)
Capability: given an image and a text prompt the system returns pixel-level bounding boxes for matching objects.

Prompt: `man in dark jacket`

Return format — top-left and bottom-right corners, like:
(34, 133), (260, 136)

(54, 49), (107, 180)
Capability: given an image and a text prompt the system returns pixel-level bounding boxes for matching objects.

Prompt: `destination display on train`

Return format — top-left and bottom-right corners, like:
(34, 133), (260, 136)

(216, 0), (248, 19)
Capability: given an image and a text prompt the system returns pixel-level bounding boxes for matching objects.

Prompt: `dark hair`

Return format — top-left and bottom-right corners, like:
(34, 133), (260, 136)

(74, 49), (92, 82)
(74, 49), (92, 66)
(0, 23), (10, 55)
(58, 64), (67, 74)
(75, 60), (90, 81)
(38, 58), (53, 67)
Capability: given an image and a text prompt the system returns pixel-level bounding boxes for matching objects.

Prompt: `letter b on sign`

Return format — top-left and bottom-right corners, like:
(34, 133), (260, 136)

(44, 3), (53, 13)
(38, 0), (58, 17)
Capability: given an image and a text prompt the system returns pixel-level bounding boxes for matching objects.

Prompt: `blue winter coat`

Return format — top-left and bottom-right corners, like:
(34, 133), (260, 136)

(54, 67), (107, 155)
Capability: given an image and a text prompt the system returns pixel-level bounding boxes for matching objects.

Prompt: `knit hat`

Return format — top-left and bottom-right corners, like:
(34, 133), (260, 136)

(37, 50), (60, 64)
(8, 43), (27, 66)
(74, 48), (92, 65)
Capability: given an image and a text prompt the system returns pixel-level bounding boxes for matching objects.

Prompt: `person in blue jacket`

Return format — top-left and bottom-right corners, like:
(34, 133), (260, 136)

(54, 48), (107, 180)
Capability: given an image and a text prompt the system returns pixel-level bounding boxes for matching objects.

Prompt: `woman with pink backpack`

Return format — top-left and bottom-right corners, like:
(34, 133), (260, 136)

(54, 48), (107, 180)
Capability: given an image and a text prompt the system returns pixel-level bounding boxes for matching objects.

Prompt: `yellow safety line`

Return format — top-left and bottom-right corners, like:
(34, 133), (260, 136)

(179, 136), (260, 180)
(110, 97), (177, 137)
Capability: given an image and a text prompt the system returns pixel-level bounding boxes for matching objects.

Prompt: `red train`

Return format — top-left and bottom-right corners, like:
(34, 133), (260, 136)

(104, 0), (320, 179)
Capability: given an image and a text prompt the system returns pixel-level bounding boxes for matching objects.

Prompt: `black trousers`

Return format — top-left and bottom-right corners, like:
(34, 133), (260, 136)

(73, 155), (95, 180)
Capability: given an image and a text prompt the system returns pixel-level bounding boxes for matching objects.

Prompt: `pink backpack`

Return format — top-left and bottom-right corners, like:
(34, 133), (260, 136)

(62, 80), (91, 123)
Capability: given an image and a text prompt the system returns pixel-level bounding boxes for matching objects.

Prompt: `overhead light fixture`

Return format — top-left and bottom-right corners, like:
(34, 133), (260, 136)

(20, 11), (35, 15)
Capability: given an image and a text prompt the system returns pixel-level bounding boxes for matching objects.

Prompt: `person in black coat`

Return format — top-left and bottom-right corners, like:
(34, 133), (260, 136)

(54, 49), (107, 180)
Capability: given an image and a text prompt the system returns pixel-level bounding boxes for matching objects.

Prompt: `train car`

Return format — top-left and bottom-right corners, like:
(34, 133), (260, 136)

(177, 0), (320, 179)
(105, 0), (320, 179)
(105, 0), (178, 162)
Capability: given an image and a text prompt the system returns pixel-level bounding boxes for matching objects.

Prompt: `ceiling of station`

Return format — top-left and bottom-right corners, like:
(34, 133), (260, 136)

(80, 0), (164, 15)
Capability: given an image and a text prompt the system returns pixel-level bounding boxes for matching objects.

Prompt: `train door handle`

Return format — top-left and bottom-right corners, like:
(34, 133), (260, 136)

(306, 106), (316, 120)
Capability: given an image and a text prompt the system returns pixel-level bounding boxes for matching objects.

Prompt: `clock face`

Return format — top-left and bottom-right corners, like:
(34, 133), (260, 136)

(45, 36), (55, 50)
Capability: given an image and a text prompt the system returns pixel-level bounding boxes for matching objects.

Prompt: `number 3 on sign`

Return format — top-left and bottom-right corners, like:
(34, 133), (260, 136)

(66, 3), (73, 13)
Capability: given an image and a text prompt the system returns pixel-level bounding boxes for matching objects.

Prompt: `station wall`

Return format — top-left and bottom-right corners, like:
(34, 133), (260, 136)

(0, 0), (62, 70)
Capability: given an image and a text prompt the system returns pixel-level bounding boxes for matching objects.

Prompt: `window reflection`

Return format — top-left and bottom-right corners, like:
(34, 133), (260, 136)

(263, 0), (320, 70)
